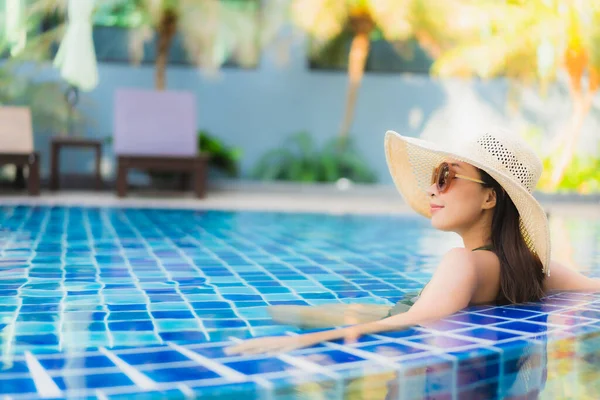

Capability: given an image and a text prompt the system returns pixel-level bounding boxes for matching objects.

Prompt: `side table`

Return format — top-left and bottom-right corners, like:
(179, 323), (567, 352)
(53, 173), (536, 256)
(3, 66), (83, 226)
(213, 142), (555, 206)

(50, 137), (103, 191)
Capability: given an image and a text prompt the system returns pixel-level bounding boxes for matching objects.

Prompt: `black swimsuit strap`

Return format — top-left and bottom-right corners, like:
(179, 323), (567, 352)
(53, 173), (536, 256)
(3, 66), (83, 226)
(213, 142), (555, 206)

(472, 244), (494, 252)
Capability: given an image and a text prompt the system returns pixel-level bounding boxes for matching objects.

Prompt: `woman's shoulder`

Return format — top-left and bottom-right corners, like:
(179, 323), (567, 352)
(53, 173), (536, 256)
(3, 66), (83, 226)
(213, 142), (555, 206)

(441, 247), (500, 283)
(439, 248), (501, 305)
(439, 248), (480, 270)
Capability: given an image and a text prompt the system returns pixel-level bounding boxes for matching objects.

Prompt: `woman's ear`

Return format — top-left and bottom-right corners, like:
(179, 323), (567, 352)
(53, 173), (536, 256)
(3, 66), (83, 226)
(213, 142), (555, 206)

(482, 188), (497, 210)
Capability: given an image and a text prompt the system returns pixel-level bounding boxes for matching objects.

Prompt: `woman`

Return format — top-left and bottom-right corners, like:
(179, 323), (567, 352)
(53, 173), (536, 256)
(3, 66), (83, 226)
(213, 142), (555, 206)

(226, 127), (600, 356)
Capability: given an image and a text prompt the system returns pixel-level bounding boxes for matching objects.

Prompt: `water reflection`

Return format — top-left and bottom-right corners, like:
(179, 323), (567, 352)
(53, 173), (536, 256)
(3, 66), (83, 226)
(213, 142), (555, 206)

(286, 302), (600, 398)
(284, 335), (550, 399)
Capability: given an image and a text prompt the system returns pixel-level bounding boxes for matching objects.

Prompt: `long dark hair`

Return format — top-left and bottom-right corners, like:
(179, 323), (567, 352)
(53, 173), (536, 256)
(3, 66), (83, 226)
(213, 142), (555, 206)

(477, 168), (546, 304)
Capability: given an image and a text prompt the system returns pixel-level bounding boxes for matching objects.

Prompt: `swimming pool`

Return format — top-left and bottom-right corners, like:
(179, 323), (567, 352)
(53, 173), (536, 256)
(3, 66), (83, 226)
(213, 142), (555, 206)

(0, 205), (599, 398)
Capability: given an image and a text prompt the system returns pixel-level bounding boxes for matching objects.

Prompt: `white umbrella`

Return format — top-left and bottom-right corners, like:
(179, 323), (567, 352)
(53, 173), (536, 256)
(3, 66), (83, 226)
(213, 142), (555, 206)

(5, 0), (27, 56)
(53, 0), (98, 92)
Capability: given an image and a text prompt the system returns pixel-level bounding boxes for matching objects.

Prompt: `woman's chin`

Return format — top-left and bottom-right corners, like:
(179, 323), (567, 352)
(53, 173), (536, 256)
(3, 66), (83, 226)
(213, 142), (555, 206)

(430, 214), (453, 231)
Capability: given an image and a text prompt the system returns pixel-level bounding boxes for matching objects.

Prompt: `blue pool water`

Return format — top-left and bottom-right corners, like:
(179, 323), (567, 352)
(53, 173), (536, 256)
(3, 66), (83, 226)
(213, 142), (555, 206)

(0, 205), (599, 399)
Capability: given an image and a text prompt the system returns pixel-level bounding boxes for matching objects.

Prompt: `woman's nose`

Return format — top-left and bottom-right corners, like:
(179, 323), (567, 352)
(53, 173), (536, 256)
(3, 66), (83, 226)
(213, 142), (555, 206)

(426, 183), (438, 197)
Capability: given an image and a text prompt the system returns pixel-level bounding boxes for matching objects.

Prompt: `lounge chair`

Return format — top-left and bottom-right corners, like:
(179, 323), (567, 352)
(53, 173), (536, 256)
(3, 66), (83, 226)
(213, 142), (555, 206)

(112, 88), (209, 198)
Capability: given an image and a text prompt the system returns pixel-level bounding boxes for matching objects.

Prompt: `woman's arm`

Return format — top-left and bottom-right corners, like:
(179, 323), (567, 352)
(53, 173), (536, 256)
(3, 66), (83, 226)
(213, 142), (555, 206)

(225, 248), (479, 356)
(544, 260), (600, 292)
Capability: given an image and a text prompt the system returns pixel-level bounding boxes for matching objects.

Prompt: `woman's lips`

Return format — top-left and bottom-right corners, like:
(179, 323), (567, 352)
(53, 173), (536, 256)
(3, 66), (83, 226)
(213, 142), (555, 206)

(430, 205), (444, 213)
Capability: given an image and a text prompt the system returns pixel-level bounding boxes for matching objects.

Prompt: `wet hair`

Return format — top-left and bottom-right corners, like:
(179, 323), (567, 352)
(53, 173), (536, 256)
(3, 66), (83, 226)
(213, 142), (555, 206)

(477, 168), (546, 304)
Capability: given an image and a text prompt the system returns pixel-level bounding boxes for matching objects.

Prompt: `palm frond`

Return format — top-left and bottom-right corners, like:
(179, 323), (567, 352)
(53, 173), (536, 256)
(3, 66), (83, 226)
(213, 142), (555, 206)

(291, 0), (347, 45)
(25, 0), (67, 15)
(366, 0), (414, 41)
(0, 0), (90, 134)
(176, 0), (259, 74)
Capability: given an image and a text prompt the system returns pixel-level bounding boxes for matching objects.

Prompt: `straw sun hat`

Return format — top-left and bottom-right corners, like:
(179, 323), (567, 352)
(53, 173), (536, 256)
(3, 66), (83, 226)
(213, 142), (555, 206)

(384, 127), (551, 276)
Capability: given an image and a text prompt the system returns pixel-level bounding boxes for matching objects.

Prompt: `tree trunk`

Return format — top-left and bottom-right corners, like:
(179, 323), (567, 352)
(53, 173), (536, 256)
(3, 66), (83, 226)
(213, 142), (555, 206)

(339, 32), (370, 141)
(549, 92), (593, 188)
(155, 9), (178, 91)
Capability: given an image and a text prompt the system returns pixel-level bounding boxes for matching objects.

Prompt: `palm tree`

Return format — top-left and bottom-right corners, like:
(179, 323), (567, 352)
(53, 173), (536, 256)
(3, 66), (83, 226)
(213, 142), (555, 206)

(289, 0), (480, 141)
(98, 0), (262, 90)
(430, 0), (600, 189)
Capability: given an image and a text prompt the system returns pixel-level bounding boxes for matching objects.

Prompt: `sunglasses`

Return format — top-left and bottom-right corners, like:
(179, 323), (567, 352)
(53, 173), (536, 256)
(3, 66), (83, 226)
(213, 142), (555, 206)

(431, 162), (486, 193)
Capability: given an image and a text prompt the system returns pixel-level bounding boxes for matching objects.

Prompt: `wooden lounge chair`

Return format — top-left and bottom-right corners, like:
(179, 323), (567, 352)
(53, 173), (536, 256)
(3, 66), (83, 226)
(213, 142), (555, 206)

(112, 88), (209, 198)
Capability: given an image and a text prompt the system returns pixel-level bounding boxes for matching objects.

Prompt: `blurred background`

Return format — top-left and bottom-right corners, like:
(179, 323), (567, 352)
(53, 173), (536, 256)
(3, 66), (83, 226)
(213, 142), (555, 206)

(1, 0), (599, 195)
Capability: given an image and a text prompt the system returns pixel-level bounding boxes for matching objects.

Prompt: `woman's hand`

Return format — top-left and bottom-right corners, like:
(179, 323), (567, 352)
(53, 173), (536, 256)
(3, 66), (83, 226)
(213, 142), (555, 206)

(224, 324), (369, 356)
(224, 333), (323, 356)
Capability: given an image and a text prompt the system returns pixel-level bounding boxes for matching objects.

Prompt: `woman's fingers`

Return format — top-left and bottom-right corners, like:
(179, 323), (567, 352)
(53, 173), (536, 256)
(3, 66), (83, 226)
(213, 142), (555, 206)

(224, 339), (265, 355)
(225, 337), (284, 355)
(238, 346), (268, 356)
(225, 336), (305, 356)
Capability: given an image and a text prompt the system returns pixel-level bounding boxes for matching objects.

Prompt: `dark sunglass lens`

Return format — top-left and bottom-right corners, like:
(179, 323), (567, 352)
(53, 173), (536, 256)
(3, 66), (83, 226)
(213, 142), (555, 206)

(437, 163), (449, 191)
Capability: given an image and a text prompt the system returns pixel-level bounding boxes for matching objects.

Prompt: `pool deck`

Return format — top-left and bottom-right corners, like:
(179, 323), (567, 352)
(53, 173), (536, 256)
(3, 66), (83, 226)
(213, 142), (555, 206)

(0, 181), (598, 216)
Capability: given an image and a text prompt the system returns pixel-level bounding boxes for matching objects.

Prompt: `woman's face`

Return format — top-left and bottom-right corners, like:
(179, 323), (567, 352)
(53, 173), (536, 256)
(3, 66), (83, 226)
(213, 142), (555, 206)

(427, 160), (496, 233)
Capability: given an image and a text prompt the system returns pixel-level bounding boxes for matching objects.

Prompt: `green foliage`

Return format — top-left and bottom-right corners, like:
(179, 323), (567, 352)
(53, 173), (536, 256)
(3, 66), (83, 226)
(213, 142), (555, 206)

(94, 0), (148, 28)
(148, 130), (242, 180)
(541, 152), (600, 193)
(523, 125), (600, 194)
(198, 130), (242, 178)
(309, 28), (354, 69)
(252, 131), (377, 183)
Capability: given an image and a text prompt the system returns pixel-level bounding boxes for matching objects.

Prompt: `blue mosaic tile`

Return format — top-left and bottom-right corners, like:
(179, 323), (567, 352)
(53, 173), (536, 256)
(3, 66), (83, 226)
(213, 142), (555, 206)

(494, 320), (552, 334)
(190, 301), (232, 309)
(118, 350), (190, 365)
(0, 360), (29, 374)
(39, 355), (115, 370)
(224, 357), (298, 375)
(159, 331), (208, 342)
(401, 334), (480, 349)
(0, 206), (598, 398)
(145, 365), (220, 382)
(108, 321), (155, 331)
(186, 344), (229, 359)
(445, 312), (509, 326)
(374, 327), (426, 339)
(208, 328), (252, 341)
(203, 319), (247, 329)
(358, 341), (430, 358)
(454, 327), (524, 342)
(0, 378), (38, 394)
(54, 372), (134, 389)
(195, 310), (239, 319)
(15, 333), (59, 346)
(297, 350), (365, 366)
(474, 307), (541, 319)
(108, 311), (151, 321)
(186, 381), (258, 399)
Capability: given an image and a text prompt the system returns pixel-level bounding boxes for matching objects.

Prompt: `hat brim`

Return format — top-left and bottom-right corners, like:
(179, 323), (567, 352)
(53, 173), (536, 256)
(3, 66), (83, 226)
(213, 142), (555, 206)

(384, 130), (550, 274)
